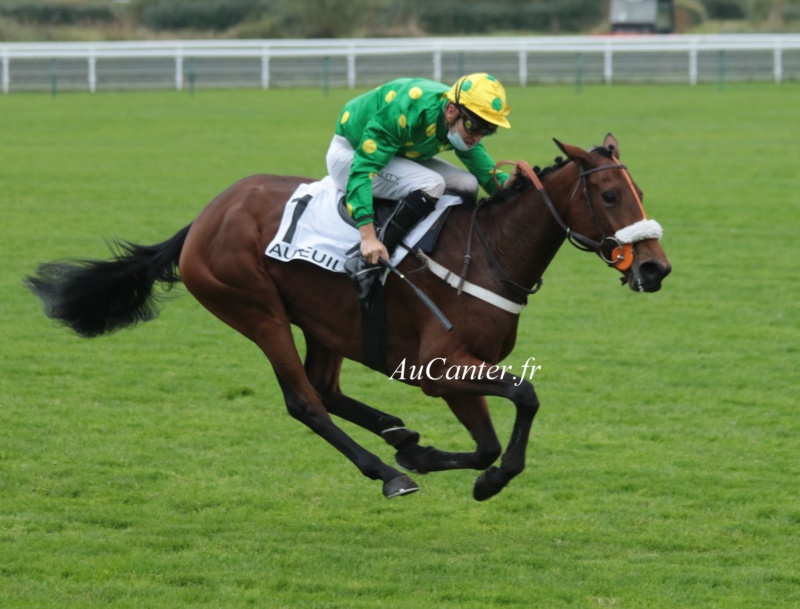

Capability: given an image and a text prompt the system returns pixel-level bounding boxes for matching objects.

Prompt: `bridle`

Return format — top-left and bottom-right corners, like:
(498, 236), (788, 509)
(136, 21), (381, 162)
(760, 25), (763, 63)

(502, 156), (662, 272)
(417, 150), (663, 316)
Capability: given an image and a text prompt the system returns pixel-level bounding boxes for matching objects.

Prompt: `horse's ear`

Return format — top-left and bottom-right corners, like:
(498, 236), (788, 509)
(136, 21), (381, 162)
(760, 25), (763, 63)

(603, 133), (620, 159)
(553, 138), (595, 170)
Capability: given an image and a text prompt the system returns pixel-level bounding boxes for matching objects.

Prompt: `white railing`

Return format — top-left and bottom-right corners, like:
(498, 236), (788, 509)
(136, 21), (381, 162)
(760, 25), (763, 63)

(2, 34), (799, 94)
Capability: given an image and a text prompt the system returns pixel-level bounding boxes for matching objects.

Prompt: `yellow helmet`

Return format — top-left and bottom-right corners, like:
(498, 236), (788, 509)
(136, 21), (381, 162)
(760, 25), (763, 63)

(446, 73), (511, 129)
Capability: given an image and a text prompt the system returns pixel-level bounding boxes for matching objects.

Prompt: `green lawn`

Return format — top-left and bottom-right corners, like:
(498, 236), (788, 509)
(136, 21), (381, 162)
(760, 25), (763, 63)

(1, 83), (799, 608)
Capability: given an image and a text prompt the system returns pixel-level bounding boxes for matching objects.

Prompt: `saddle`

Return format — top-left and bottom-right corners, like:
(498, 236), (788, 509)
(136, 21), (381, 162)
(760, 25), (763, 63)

(336, 196), (451, 257)
(337, 196), (395, 230)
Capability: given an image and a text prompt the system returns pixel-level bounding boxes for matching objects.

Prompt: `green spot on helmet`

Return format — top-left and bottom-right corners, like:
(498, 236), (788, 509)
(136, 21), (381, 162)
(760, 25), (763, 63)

(446, 72), (511, 129)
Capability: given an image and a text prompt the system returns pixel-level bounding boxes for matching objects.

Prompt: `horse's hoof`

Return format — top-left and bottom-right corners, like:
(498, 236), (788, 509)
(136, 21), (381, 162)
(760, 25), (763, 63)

(383, 474), (420, 499)
(381, 426), (420, 449)
(473, 467), (507, 502)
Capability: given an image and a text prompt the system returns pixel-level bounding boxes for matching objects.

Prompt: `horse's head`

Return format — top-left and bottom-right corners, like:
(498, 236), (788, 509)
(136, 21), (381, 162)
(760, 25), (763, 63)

(553, 133), (671, 293)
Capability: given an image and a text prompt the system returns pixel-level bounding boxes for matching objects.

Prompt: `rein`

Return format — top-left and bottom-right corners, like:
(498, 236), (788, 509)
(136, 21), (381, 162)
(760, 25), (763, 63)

(463, 201), (542, 298)
(419, 153), (663, 315)
(518, 160), (621, 262)
(416, 202), (536, 317)
(509, 159), (662, 272)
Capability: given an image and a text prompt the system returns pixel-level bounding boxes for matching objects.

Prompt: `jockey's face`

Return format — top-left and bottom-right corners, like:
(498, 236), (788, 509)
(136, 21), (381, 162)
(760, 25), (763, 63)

(445, 102), (483, 148)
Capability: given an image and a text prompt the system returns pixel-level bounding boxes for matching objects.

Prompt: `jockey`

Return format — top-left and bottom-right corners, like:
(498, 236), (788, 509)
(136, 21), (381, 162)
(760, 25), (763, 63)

(326, 72), (515, 304)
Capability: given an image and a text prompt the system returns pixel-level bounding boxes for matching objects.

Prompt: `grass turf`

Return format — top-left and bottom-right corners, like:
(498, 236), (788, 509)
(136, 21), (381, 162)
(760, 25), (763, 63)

(1, 83), (799, 608)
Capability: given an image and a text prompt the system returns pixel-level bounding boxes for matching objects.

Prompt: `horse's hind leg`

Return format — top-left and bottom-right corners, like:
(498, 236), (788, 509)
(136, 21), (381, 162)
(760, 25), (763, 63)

(303, 334), (422, 450)
(182, 268), (417, 499)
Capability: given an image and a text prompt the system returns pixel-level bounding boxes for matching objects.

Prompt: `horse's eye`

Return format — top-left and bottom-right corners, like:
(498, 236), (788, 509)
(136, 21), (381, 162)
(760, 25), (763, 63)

(601, 191), (617, 204)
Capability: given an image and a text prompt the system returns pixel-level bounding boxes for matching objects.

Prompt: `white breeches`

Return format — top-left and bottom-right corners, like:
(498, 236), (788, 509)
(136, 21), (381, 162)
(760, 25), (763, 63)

(325, 134), (479, 201)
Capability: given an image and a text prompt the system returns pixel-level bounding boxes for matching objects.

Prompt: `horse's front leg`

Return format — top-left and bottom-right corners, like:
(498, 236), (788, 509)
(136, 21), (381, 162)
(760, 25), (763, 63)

(237, 319), (417, 499)
(392, 395), (502, 474)
(303, 334), (422, 448)
(274, 375), (417, 498)
(421, 356), (540, 501)
(303, 335), (501, 474)
(471, 378), (539, 501)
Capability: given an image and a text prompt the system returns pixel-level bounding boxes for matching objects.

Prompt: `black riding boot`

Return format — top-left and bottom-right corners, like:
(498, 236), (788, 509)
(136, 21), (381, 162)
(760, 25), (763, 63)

(345, 189), (437, 310)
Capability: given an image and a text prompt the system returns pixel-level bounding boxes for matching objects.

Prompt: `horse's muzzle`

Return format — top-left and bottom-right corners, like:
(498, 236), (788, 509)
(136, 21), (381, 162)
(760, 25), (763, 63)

(626, 260), (671, 293)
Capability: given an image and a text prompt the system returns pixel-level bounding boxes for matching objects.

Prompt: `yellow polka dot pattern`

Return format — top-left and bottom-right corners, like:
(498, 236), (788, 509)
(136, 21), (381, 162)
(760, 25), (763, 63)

(334, 77), (506, 227)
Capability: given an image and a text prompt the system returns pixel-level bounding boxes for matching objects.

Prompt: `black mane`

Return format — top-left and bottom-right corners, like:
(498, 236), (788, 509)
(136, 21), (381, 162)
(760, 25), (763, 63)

(480, 146), (614, 207)
(481, 155), (570, 207)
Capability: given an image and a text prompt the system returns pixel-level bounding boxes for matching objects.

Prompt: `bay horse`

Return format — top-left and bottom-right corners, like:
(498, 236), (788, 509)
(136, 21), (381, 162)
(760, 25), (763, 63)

(25, 133), (671, 501)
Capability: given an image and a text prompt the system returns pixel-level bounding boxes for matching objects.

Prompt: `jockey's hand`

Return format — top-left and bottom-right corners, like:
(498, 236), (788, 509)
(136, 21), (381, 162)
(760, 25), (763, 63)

(358, 223), (389, 266)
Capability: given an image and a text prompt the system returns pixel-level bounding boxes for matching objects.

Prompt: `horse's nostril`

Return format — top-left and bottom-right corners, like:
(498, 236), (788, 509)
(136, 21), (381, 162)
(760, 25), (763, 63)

(639, 261), (666, 283)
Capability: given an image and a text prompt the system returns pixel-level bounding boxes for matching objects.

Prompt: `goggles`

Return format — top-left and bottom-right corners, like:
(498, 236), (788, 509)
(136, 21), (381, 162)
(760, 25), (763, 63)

(458, 107), (497, 137)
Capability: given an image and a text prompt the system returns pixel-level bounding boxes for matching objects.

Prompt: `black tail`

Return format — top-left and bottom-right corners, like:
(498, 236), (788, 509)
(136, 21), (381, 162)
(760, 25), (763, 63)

(24, 224), (192, 338)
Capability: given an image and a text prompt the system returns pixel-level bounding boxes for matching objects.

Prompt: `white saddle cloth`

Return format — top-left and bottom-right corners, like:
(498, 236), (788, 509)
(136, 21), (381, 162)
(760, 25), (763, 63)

(265, 176), (461, 272)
